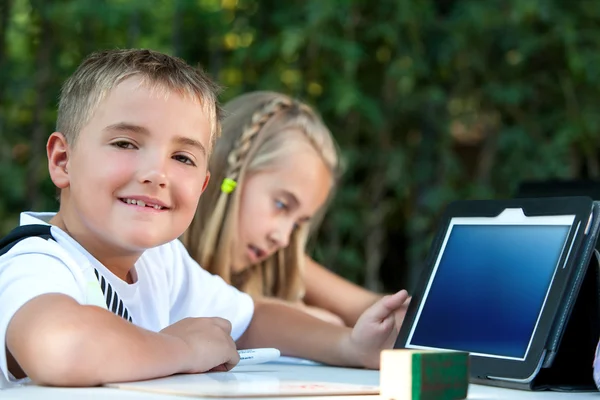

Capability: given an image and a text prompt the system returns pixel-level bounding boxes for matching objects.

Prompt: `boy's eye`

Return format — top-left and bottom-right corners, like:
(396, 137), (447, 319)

(173, 154), (196, 166)
(112, 140), (137, 150)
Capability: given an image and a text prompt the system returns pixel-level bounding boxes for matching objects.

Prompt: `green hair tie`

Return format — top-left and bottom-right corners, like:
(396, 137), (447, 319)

(221, 178), (237, 194)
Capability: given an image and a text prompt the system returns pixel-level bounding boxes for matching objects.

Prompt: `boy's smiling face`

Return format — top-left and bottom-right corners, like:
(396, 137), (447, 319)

(48, 76), (211, 262)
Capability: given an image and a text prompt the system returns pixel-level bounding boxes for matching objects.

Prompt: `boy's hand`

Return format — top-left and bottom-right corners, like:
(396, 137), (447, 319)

(160, 317), (240, 373)
(343, 290), (410, 369)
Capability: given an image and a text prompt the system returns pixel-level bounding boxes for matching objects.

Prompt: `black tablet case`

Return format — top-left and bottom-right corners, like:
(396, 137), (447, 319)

(473, 201), (600, 391)
(414, 198), (600, 391)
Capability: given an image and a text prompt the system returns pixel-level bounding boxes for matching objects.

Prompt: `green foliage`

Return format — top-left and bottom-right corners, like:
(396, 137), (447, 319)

(1, 0), (600, 291)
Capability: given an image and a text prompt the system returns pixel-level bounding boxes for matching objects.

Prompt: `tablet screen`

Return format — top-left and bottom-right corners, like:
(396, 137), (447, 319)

(406, 213), (576, 361)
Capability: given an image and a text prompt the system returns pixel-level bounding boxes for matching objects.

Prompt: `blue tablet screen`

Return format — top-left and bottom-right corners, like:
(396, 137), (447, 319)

(408, 224), (571, 360)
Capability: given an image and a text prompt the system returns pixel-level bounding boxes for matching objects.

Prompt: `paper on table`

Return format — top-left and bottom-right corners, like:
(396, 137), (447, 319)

(106, 371), (378, 398)
(269, 356), (321, 366)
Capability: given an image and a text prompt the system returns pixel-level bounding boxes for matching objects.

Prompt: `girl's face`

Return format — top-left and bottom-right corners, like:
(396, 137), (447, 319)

(234, 139), (332, 272)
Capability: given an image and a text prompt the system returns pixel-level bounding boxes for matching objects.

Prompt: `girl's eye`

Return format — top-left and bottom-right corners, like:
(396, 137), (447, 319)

(112, 141), (137, 150)
(173, 154), (196, 166)
(275, 200), (288, 210)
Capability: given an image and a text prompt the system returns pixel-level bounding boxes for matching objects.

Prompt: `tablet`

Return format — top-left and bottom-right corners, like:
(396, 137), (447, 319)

(395, 198), (593, 383)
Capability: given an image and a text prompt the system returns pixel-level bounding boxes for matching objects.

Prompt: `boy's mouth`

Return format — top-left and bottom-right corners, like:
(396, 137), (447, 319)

(119, 198), (169, 210)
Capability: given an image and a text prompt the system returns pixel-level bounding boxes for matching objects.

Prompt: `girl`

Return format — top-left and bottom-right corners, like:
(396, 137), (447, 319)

(183, 91), (387, 326)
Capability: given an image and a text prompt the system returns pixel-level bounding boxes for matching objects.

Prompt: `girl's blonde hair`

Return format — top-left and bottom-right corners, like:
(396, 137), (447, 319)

(183, 91), (339, 301)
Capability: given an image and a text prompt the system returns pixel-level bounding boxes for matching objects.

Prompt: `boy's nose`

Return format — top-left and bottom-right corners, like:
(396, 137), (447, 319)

(140, 169), (168, 188)
(138, 157), (168, 188)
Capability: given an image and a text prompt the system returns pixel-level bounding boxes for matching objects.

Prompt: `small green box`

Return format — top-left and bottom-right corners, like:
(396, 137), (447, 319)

(380, 349), (469, 400)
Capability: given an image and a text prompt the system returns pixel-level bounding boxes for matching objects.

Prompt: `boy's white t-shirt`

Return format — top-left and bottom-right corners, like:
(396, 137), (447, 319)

(0, 212), (254, 389)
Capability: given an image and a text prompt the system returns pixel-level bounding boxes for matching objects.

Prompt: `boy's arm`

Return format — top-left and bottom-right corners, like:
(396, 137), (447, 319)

(236, 290), (410, 369)
(7, 293), (239, 386)
(7, 294), (189, 386)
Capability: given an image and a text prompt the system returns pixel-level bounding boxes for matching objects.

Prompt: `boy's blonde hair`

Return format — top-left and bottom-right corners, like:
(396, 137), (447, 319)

(183, 91), (339, 301)
(57, 49), (221, 150)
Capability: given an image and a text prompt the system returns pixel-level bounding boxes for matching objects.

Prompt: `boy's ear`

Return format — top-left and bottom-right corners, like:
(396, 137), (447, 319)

(47, 132), (71, 189)
(201, 171), (211, 194)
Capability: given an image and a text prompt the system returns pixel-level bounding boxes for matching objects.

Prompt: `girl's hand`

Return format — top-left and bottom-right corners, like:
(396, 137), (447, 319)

(341, 290), (410, 369)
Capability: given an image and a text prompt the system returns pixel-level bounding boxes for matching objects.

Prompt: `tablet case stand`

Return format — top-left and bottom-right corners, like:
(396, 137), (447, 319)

(471, 201), (600, 391)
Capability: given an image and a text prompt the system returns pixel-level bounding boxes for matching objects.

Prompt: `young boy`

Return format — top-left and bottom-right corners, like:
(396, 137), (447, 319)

(0, 49), (409, 388)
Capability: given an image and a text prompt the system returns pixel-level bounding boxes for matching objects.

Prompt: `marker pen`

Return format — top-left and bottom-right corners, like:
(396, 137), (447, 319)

(237, 348), (281, 366)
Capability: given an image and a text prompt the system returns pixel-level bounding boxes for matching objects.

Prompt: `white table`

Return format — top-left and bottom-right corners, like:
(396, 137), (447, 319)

(2, 362), (598, 399)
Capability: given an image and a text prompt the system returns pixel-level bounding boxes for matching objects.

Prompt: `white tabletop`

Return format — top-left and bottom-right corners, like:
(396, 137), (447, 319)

(1, 362), (598, 399)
